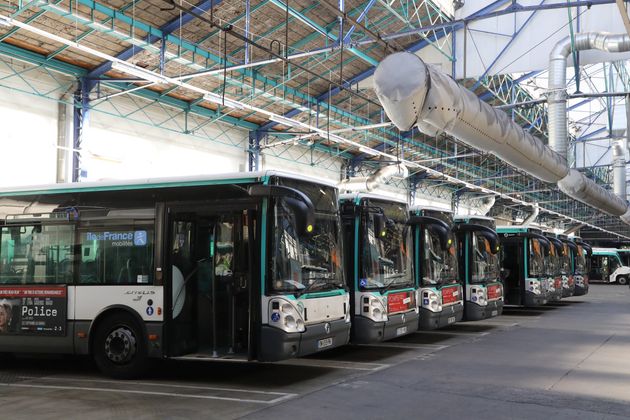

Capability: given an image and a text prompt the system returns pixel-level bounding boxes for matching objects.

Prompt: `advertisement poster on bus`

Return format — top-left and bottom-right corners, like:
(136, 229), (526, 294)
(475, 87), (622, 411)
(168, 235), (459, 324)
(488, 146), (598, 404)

(0, 286), (66, 336)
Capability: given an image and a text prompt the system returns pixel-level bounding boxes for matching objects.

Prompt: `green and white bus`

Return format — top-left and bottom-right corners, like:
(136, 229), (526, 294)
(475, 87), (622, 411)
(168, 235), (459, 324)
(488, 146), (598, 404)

(339, 194), (418, 343)
(453, 215), (503, 321)
(589, 248), (630, 284)
(557, 234), (577, 297)
(0, 171), (351, 378)
(542, 233), (563, 302)
(497, 227), (551, 307)
(572, 238), (591, 296)
(410, 207), (464, 329)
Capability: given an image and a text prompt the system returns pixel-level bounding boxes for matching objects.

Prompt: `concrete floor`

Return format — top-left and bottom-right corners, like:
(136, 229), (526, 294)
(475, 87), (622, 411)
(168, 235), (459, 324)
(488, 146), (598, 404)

(1, 284), (629, 419)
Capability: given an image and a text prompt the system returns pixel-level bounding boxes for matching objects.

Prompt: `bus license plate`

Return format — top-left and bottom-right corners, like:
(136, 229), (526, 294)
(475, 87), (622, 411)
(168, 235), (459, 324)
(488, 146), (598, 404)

(447, 316), (456, 324)
(318, 338), (333, 349)
(491, 310), (498, 317)
(396, 326), (408, 336)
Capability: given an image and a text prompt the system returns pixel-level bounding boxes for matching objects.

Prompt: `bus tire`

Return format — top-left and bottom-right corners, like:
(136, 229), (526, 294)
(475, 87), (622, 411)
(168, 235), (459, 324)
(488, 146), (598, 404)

(617, 276), (628, 285)
(93, 313), (148, 379)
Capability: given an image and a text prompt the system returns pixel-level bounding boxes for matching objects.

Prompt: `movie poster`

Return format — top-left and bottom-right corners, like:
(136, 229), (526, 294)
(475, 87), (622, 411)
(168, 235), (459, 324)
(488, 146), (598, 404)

(0, 286), (67, 336)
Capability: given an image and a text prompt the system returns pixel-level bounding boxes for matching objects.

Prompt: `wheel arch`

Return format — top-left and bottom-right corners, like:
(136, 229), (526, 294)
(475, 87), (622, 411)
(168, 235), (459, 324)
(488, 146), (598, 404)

(88, 305), (148, 355)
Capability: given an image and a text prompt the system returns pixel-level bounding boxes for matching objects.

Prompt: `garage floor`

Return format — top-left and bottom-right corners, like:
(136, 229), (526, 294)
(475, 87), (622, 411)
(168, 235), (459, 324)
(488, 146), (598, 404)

(0, 284), (629, 419)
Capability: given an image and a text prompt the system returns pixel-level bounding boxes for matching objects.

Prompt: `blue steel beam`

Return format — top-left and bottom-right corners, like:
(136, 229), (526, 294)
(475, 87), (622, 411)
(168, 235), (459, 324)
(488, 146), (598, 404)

(86, 0), (223, 87)
(266, 0), (378, 66)
(261, 0), (514, 134)
(343, 0), (377, 43)
(469, 0), (543, 91)
(39, 0), (375, 130)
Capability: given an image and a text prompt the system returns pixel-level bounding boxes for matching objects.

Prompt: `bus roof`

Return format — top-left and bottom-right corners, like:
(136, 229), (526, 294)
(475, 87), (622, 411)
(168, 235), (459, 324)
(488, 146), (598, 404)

(339, 192), (407, 205)
(592, 247), (621, 255)
(455, 215), (495, 223)
(496, 226), (538, 233)
(409, 205), (452, 213)
(0, 170), (337, 197)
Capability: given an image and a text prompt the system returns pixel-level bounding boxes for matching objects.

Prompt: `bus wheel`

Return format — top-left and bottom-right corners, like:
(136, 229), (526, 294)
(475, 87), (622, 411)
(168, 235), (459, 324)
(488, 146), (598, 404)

(93, 313), (147, 379)
(617, 276), (628, 285)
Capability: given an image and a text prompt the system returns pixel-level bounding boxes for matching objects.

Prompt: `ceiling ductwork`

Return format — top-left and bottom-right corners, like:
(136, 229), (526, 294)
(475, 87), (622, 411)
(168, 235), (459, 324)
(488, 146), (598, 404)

(338, 163), (409, 192)
(373, 50), (630, 227)
(520, 205), (539, 226)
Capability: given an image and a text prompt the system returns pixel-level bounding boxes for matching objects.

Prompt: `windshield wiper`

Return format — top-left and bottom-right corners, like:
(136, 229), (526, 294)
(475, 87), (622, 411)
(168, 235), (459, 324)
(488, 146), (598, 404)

(380, 273), (408, 292)
(301, 264), (328, 273)
(296, 276), (342, 297)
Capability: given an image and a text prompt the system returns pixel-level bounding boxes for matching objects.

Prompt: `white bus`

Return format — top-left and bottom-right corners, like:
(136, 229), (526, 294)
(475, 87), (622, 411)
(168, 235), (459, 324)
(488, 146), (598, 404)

(590, 248), (630, 284)
(0, 171), (350, 378)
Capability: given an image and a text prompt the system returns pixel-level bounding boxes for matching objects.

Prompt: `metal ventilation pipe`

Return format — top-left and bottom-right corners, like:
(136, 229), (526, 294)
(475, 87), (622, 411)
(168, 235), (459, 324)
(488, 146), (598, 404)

(548, 33), (630, 161)
(338, 163), (409, 192)
(520, 205), (539, 226)
(612, 140), (627, 199)
(373, 52), (630, 224)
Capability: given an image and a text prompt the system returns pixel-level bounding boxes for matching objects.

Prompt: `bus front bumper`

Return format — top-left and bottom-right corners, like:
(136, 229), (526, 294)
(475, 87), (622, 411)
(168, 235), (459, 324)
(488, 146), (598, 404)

(573, 284), (589, 296)
(351, 311), (419, 344)
(258, 319), (350, 362)
(562, 286), (575, 298)
(465, 299), (503, 321)
(419, 302), (464, 330)
(548, 289), (563, 302)
(524, 291), (548, 307)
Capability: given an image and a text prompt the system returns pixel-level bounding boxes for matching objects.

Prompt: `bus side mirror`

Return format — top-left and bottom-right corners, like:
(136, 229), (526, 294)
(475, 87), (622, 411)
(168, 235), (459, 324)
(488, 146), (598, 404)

(428, 224), (450, 251)
(248, 184), (316, 236)
(283, 197), (315, 237)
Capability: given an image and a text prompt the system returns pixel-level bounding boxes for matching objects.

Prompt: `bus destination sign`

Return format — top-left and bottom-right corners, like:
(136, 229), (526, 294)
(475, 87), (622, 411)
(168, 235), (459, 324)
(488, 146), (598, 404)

(0, 286), (67, 336)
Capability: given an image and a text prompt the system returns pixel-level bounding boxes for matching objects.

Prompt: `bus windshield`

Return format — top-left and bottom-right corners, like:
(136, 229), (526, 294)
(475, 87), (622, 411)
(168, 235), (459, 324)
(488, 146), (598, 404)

(528, 238), (545, 277)
(471, 232), (500, 283)
(545, 244), (559, 276)
(360, 206), (414, 291)
(575, 245), (586, 273)
(270, 184), (343, 294)
(560, 244), (571, 274)
(421, 228), (458, 286)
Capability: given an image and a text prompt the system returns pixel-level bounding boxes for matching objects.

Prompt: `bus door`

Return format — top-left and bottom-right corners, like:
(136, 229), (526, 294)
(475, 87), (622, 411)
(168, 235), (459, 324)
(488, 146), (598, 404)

(589, 255), (607, 282)
(166, 205), (256, 359)
(499, 239), (522, 305)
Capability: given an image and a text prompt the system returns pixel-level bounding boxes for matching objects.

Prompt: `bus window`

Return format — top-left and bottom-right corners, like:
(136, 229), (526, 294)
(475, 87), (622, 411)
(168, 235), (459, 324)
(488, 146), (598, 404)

(0, 224), (74, 284)
(79, 226), (154, 285)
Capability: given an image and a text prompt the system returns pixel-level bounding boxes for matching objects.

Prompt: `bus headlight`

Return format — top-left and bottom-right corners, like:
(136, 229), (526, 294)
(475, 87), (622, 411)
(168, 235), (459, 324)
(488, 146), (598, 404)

(575, 275), (584, 286)
(528, 280), (541, 295)
(425, 291), (442, 313)
(269, 299), (306, 333)
(477, 288), (488, 306)
(362, 294), (388, 322)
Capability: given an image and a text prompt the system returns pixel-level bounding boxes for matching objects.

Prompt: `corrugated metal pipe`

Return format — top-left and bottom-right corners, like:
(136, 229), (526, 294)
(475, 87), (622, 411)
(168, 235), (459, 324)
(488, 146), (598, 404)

(612, 140), (627, 199)
(548, 33), (630, 160)
(372, 50), (630, 226)
(338, 163), (408, 192)
(520, 205), (539, 226)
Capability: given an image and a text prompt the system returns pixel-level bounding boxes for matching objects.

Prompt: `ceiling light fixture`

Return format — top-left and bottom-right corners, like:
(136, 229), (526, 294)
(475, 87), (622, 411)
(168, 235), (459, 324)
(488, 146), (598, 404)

(0, 15), (12, 27)
(111, 61), (169, 85)
(203, 93), (245, 110)
(270, 115), (300, 128)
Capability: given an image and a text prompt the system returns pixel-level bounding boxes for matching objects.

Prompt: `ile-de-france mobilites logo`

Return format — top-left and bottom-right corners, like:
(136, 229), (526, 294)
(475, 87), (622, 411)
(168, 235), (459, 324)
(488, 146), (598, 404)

(133, 230), (148, 246)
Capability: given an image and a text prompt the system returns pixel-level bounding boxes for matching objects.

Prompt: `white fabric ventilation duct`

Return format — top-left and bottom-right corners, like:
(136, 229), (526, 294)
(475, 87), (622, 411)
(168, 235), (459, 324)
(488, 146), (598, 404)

(373, 49), (630, 226)
(338, 163), (409, 192)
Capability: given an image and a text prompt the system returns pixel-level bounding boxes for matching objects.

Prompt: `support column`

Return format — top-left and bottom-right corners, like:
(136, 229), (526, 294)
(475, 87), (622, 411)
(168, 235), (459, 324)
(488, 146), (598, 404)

(72, 78), (90, 182)
(248, 131), (261, 171)
(56, 98), (72, 183)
